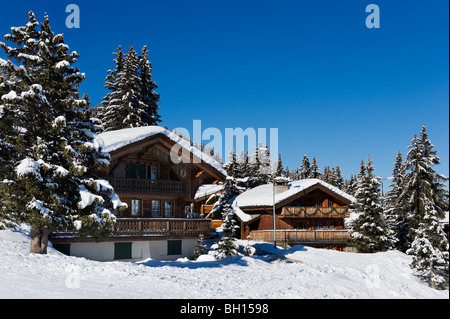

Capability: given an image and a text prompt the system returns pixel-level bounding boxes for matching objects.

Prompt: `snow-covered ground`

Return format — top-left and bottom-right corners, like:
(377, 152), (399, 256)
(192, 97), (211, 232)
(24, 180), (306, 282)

(0, 225), (448, 299)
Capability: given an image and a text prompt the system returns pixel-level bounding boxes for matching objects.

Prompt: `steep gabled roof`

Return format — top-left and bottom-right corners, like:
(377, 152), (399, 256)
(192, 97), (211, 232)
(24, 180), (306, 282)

(97, 126), (226, 178)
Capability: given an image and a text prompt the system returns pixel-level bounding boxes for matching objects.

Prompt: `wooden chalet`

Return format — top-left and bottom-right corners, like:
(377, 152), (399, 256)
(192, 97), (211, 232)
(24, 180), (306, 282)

(232, 179), (355, 251)
(50, 126), (226, 261)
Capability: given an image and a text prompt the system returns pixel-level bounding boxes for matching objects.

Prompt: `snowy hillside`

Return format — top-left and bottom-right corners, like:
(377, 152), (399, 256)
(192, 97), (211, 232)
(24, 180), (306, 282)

(0, 225), (447, 299)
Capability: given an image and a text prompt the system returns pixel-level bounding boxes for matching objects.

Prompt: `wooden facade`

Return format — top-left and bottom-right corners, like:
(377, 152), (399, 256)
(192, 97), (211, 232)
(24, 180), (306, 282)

(236, 182), (353, 251)
(102, 133), (225, 220)
(51, 130), (226, 247)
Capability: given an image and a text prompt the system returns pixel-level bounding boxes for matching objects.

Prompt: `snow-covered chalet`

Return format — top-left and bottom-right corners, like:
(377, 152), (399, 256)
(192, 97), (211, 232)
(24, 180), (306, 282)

(50, 126), (226, 261)
(232, 179), (356, 251)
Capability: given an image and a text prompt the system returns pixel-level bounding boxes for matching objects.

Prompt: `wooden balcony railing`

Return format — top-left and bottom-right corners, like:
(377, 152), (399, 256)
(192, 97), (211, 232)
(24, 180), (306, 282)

(108, 178), (186, 194)
(280, 206), (350, 218)
(50, 218), (211, 241)
(250, 230), (349, 244)
(113, 218), (211, 237)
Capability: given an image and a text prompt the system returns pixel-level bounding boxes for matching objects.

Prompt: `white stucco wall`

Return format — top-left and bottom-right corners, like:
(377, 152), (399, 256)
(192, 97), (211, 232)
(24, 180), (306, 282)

(61, 238), (198, 262)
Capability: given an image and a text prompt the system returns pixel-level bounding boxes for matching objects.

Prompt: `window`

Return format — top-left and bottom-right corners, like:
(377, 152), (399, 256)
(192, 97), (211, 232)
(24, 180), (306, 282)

(164, 201), (173, 217)
(167, 240), (182, 255)
(150, 165), (157, 180)
(152, 200), (160, 217)
(131, 199), (141, 216)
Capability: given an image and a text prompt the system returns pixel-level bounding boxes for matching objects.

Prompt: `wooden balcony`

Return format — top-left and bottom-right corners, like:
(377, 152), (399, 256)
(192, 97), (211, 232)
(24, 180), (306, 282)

(50, 218), (211, 243)
(107, 178), (186, 194)
(250, 229), (349, 244)
(113, 218), (211, 238)
(280, 206), (350, 219)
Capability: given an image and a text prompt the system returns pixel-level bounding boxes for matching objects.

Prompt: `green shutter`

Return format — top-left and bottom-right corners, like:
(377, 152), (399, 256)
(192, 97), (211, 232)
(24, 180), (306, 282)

(53, 244), (71, 256)
(138, 164), (146, 179)
(128, 163), (136, 178)
(114, 242), (132, 260)
(167, 240), (182, 255)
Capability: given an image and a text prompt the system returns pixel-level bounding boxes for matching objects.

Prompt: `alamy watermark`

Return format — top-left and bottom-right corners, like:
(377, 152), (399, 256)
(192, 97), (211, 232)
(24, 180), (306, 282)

(366, 4), (380, 29)
(65, 4), (80, 29)
(170, 120), (279, 169)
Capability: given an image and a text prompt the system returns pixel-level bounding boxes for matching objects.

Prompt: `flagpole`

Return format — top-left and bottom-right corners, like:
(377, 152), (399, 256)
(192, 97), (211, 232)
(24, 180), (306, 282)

(272, 173), (277, 248)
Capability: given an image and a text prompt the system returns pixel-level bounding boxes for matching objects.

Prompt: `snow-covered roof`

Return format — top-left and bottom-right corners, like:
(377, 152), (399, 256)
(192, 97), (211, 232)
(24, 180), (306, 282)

(234, 178), (356, 209)
(194, 184), (225, 200)
(97, 126), (226, 176)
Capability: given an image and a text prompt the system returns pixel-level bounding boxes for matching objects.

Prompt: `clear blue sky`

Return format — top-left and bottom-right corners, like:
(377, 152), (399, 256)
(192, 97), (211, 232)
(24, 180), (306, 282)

(1, 0), (448, 184)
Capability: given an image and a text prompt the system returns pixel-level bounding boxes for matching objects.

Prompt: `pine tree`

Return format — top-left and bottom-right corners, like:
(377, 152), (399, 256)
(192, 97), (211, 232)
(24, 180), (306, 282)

(238, 150), (250, 178)
(309, 156), (321, 178)
(97, 46), (124, 122)
(248, 142), (263, 188)
(212, 203), (239, 259)
(349, 157), (392, 253)
(224, 148), (242, 179)
(384, 151), (408, 251)
(334, 166), (344, 190)
(137, 45), (161, 125)
(210, 176), (239, 259)
(321, 166), (331, 184)
(343, 174), (357, 196)
(0, 12), (125, 254)
(191, 234), (208, 260)
(275, 153), (284, 177)
(99, 45), (161, 131)
(299, 155), (311, 179)
(399, 125), (449, 288)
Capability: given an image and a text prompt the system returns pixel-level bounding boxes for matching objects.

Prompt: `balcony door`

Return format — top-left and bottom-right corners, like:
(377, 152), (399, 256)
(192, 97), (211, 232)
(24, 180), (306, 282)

(164, 200), (173, 217)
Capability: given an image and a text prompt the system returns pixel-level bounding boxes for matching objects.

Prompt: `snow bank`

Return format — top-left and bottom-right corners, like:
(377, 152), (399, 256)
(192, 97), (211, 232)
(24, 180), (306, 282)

(0, 226), (447, 299)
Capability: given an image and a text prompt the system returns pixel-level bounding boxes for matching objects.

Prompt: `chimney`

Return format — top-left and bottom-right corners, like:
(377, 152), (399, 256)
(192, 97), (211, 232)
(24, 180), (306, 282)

(274, 177), (289, 194)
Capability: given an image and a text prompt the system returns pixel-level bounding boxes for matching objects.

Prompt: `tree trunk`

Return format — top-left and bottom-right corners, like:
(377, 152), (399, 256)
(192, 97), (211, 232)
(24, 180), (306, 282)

(430, 260), (436, 289)
(30, 228), (50, 254)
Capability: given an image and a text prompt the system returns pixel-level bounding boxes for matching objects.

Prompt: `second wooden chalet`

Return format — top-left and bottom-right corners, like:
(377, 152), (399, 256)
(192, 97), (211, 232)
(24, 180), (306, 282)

(232, 179), (355, 251)
(50, 126), (226, 261)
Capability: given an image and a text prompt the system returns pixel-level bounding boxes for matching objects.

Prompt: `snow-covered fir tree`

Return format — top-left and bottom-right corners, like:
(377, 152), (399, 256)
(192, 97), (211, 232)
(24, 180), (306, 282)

(137, 45), (161, 125)
(383, 151), (408, 251)
(223, 149), (242, 179)
(212, 202), (239, 259)
(191, 234), (208, 260)
(399, 125), (449, 288)
(334, 166), (344, 190)
(343, 174), (357, 196)
(247, 141), (271, 188)
(0, 12), (125, 254)
(349, 158), (393, 253)
(274, 153), (284, 178)
(299, 154), (311, 179)
(309, 156), (321, 178)
(98, 45), (160, 131)
(238, 150), (251, 178)
(321, 166), (332, 184)
(97, 45), (124, 122)
(210, 176), (239, 259)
